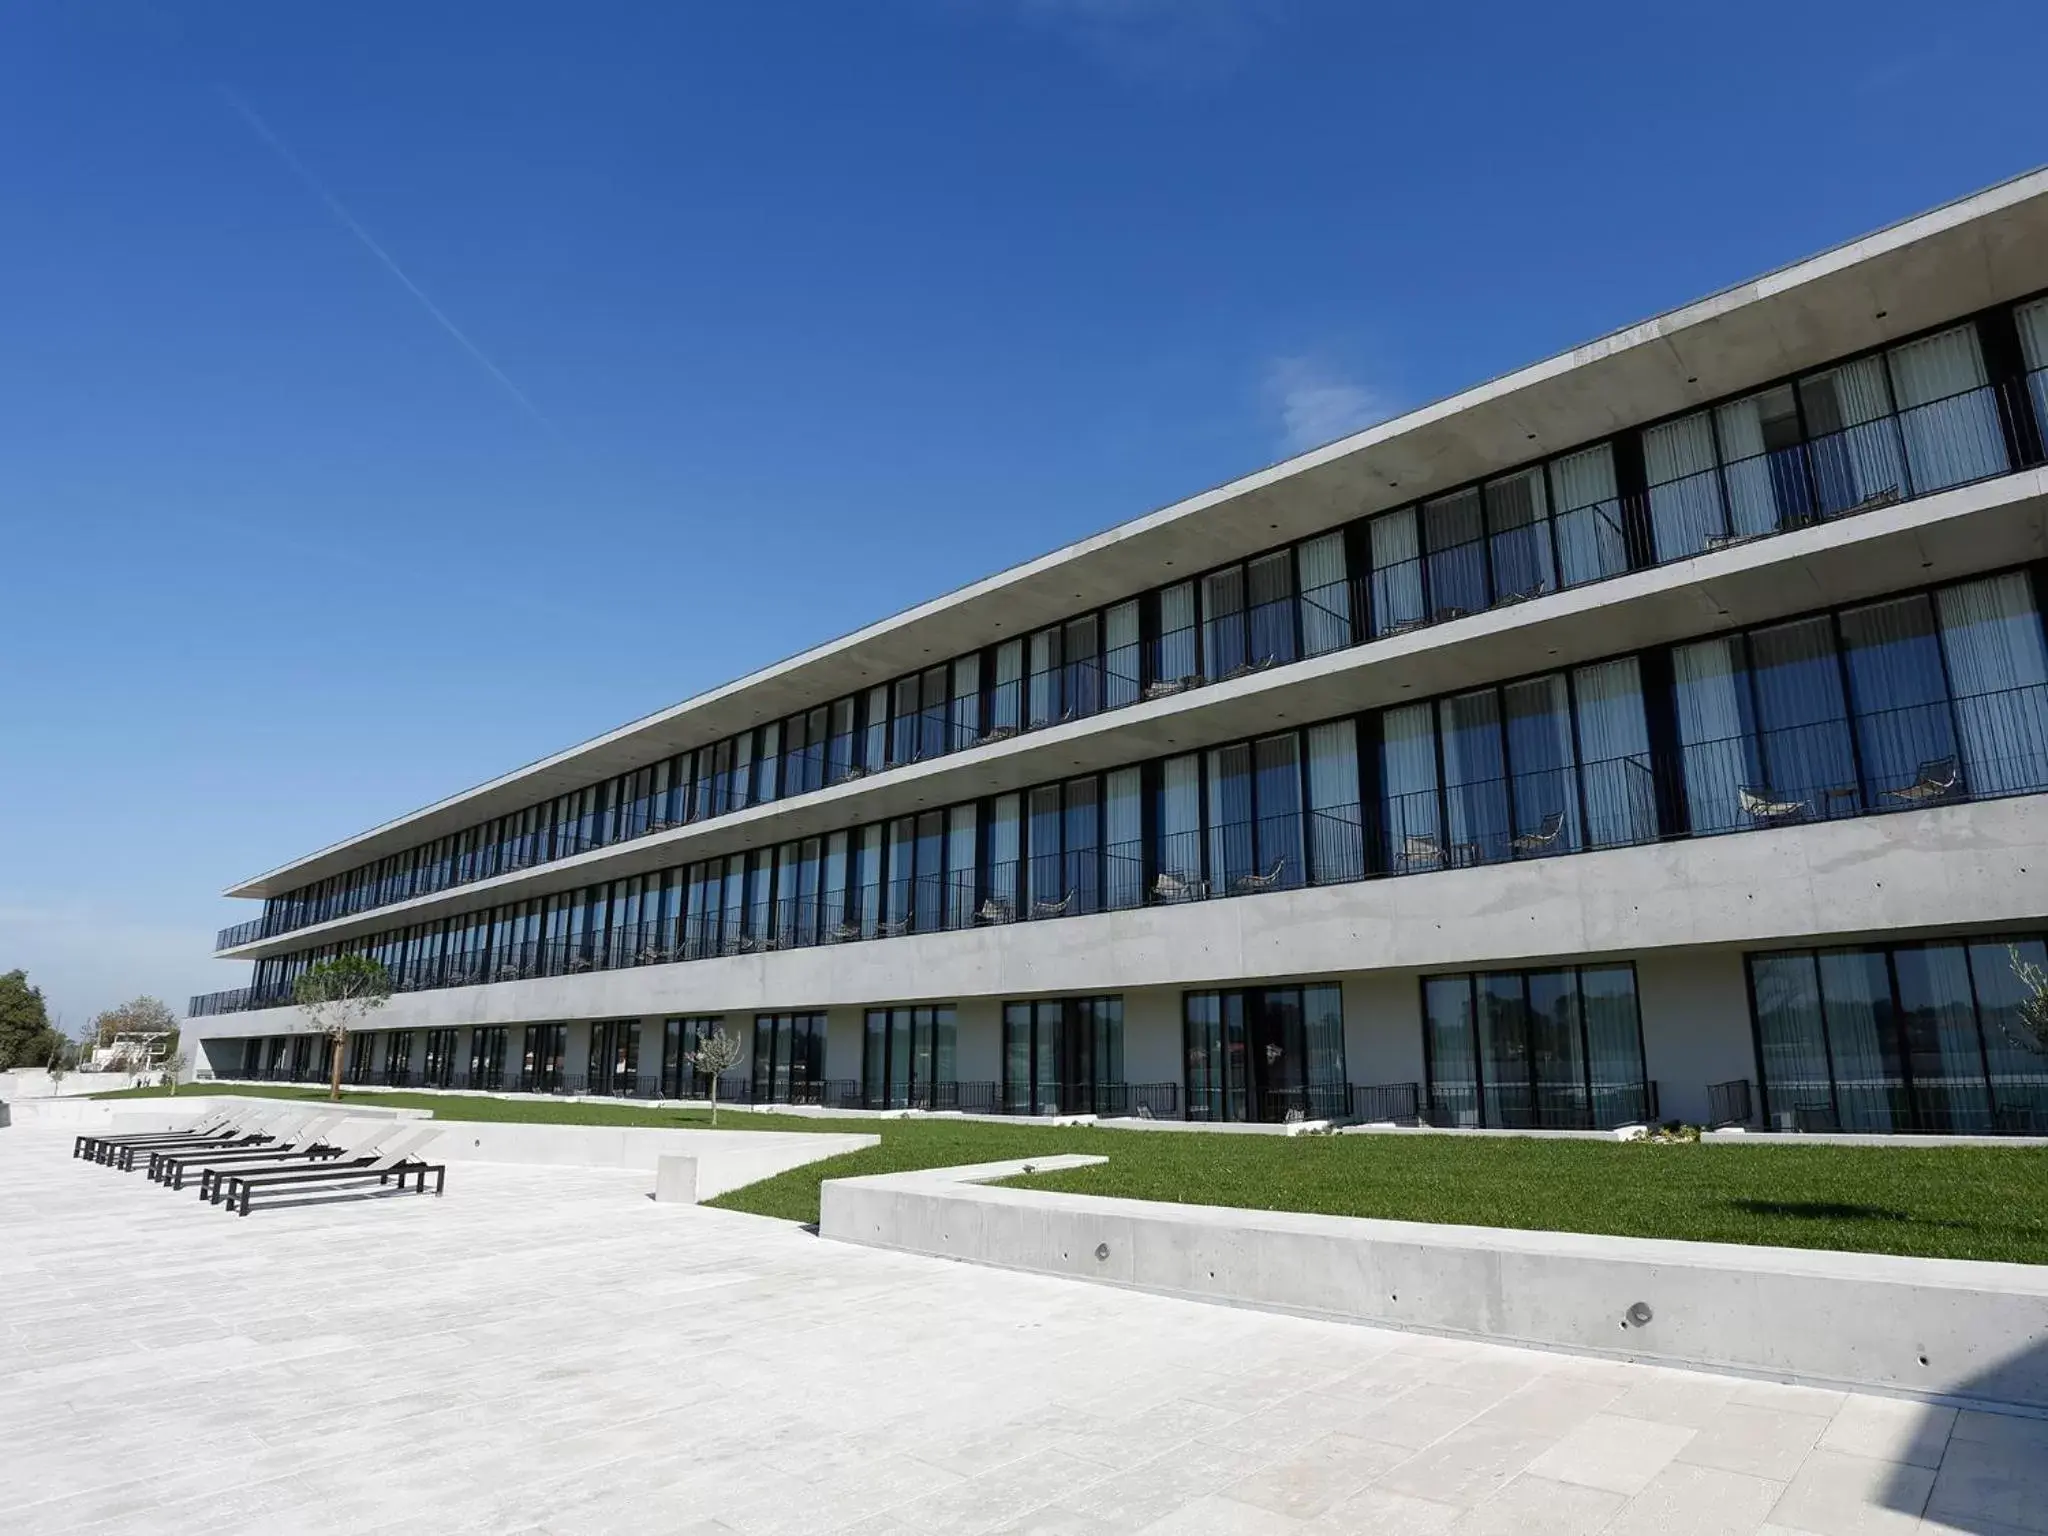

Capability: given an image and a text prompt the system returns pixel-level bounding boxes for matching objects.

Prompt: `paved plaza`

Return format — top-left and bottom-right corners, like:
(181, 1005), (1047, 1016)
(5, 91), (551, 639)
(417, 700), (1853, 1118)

(1, 1126), (2040, 1536)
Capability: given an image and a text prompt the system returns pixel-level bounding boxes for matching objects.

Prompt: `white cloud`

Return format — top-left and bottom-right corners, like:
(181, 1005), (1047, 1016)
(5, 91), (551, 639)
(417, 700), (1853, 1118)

(1263, 356), (1390, 454)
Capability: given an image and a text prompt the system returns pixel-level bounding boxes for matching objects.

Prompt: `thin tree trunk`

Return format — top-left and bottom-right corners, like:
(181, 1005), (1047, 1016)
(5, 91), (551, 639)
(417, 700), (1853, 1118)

(709, 1075), (719, 1127)
(330, 1033), (345, 1102)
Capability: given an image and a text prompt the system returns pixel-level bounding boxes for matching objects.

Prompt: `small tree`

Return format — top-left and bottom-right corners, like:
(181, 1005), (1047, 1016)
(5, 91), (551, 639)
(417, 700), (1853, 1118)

(293, 956), (393, 1102)
(160, 1051), (190, 1095)
(2001, 945), (2048, 1057)
(687, 1028), (745, 1126)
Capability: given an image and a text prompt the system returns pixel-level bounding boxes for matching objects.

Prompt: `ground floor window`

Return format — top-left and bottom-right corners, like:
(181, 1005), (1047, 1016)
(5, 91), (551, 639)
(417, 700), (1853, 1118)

(288, 1034), (318, 1083)
(346, 1032), (375, 1084)
(753, 1013), (826, 1103)
(422, 1028), (459, 1088)
(469, 1027), (508, 1090)
(1184, 984), (1346, 1122)
(1749, 935), (2048, 1133)
(521, 1023), (566, 1093)
(1002, 997), (1123, 1114)
(661, 1017), (722, 1098)
(587, 1020), (641, 1095)
(863, 1005), (956, 1109)
(383, 1031), (416, 1088)
(1423, 964), (1649, 1129)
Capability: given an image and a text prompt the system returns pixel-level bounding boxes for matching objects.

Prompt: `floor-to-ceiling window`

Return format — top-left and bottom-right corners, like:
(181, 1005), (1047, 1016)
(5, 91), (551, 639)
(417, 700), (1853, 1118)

(1001, 997), (1124, 1115)
(587, 1020), (641, 1096)
(469, 1026), (507, 1090)
(1183, 984), (1345, 1122)
(520, 1023), (566, 1093)
(1749, 936), (2048, 1134)
(422, 1028), (458, 1089)
(382, 1030), (416, 1088)
(752, 1013), (826, 1104)
(345, 1031), (375, 1085)
(862, 1005), (956, 1109)
(1423, 964), (1650, 1129)
(660, 1017), (722, 1098)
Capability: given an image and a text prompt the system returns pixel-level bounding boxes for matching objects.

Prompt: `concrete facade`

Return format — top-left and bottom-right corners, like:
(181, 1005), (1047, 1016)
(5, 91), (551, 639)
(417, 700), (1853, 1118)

(190, 177), (2048, 1138)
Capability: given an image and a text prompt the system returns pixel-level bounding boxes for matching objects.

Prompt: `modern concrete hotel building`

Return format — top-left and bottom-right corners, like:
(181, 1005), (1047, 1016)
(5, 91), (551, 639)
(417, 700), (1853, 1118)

(190, 173), (2048, 1137)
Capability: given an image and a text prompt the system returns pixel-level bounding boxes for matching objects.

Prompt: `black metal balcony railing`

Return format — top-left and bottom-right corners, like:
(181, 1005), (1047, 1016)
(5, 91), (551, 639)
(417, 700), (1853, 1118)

(1707, 1078), (1755, 1128)
(191, 675), (2048, 1021)
(220, 373), (2048, 955)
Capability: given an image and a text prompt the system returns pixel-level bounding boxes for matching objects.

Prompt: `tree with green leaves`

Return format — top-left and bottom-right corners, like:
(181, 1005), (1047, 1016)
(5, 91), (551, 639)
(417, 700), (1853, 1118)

(687, 1027), (745, 1126)
(0, 969), (66, 1071)
(2002, 945), (2048, 1057)
(88, 996), (180, 1056)
(293, 955), (393, 1101)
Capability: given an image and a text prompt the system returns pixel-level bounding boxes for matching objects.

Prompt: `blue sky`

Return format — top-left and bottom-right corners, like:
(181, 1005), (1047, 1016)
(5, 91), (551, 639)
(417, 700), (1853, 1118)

(1, 0), (2040, 1030)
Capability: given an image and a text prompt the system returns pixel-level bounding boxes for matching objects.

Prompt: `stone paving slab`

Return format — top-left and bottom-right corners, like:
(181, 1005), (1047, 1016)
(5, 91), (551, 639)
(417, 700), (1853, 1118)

(0, 1126), (2032, 1535)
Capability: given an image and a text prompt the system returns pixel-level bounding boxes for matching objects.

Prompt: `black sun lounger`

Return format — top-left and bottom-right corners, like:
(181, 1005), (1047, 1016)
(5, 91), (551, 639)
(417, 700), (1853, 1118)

(219, 1129), (445, 1216)
(150, 1115), (345, 1186)
(109, 1114), (290, 1171)
(75, 1113), (235, 1160)
(193, 1124), (404, 1201)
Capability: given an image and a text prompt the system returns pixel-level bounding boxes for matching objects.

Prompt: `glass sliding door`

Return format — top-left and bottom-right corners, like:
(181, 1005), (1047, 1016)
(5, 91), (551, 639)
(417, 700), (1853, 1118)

(1247, 551), (1297, 667)
(945, 805), (977, 930)
(1573, 657), (1656, 848)
(1205, 744), (1254, 890)
(1183, 985), (1344, 1122)
(951, 656), (980, 751)
(914, 811), (945, 933)
(1380, 701), (1442, 872)
(1673, 636), (1761, 835)
(1156, 755), (1202, 895)
(988, 794), (1021, 918)
(1801, 354), (1905, 516)
(1502, 674), (1579, 856)
(1936, 572), (2048, 796)
(1423, 488), (1487, 618)
(1968, 937), (2048, 1131)
(1297, 531), (1351, 655)
(1715, 385), (1811, 537)
(1063, 779), (1099, 915)
(1026, 786), (1062, 913)
(1642, 412), (1725, 560)
(1887, 324), (2006, 493)
(1104, 599), (1141, 709)
(1748, 617), (1858, 820)
(1001, 997), (1124, 1115)
(1064, 615), (1101, 720)
(1252, 733), (1305, 890)
(1027, 627), (1061, 728)
(1305, 720), (1364, 884)
(992, 641), (1023, 735)
(1423, 965), (1648, 1129)
(1838, 594), (1958, 806)
(1103, 767), (1143, 910)
(2019, 298), (2048, 445)
(1369, 509), (1425, 635)
(1484, 467), (1554, 602)
(1440, 690), (1510, 866)
(1158, 582), (1198, 682)
(1550, 443), (1627, 585)
(1201, 567), (1247, 680)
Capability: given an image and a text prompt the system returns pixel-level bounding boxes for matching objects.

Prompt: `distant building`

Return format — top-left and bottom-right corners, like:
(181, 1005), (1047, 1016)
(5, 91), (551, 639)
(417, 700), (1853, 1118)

(190, 173), (2048, 1136)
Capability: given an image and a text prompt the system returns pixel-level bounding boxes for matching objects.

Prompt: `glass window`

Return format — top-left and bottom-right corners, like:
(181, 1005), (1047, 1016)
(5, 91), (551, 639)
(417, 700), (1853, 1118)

(1201, 567), (1247, 680)
(1715, 384), (1810, 537)
(1503, 674), (1578, 856)
(989, 793), (1021, 915)
(1425, 965), (1647, 1130)
(1936, 572), (2048, 797)
(1065, 615), (1101, 720)
(1642, 411), (1724, 561)
(1484, 467), (1553, 603)
(1305, 720), (1363, 884)
(1247, 551), (1297, 667)
(1423, 487), (1487, 618)
(1573, 657), (1656, 848)
(1380, 701), (1441, 872)
(1838, 595), (1957, 806)
(1157, 754), (1201, 890)
(1297, 532), (1351, 655)
(920, 665), (950, 760)
(1027, 786), (1063, 912)
(1104, 766), (1143, 910)
(1105, 599), (1142, 709)
(1441, 690), (1509, 866)
(1064, 776), (1100, 915)
(952, 655), (981, 751)
(1887, 323), (2005, 493)
(1028, 627), (1061, 728)
(1800, 353), (1904, 517)
(946, 804), (977, 930)
(891, 677), (919, 764)
(1749, 617), (1857, 819)
(863, 684), (889, 772)
(1369, 509), (1425, 636)
(1205, 743), (1253, 889)
(1158, 581), (1198, 682)
(1252, 733), (1304, 890)
(1549, 444), (1626, 585)
(993, 638), (1024, 733)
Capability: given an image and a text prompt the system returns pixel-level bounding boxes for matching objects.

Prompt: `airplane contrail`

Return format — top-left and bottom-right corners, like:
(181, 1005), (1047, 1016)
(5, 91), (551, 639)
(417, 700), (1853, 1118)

(219, 86), (560, 435)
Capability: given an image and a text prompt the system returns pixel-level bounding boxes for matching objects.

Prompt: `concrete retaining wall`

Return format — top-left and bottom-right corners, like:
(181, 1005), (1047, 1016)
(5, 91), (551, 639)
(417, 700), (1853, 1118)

(819, 1158), (2048, 1411)
(425, 1121), (876, 1186)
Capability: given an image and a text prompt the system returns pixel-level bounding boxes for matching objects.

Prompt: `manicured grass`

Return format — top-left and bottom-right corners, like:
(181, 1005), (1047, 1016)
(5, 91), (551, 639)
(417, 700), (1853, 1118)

(105, 1085), (2048, 1263)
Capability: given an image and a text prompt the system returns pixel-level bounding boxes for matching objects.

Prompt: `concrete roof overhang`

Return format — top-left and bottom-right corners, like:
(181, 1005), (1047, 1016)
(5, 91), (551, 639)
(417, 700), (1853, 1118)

(224, 169), (2048, 901)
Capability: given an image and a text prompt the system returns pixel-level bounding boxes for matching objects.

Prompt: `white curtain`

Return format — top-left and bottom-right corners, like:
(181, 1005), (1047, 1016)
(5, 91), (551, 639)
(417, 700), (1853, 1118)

(2019, 298), (2048, 451)
(1572, 657), (1655, 847)
(1297, 531), (1351, 655)
(1104, 599), (1140, 708)
(1503, 674), (1578, 851)
(1369, 509), (1424, 633)
(1888, 325), (2005, 492)
(1550, 443), (1626, 586)
(992, 639), (1022, 730)
(988, 795), (1019, 907)
(1159, 754), (1200, 878)
(1715, 385), (1800, 536)
(1158, 582), (1197, 681)
(1672, 638), (1756, 833)
(1804, 355), (1904, 511)
(1485, 468), (1554, 600)
(947, 805), (977, 927)
(1104, 766), (1143, 907)
(1937, 572), (2048, 796)
(1642, 412), (1722, 559)
(1379, 702), (1439, 863)
(1305, 720), (1363, 882)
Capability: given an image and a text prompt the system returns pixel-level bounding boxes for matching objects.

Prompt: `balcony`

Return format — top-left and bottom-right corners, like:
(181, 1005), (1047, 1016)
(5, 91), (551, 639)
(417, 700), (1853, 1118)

(218, 370), (2048, 956)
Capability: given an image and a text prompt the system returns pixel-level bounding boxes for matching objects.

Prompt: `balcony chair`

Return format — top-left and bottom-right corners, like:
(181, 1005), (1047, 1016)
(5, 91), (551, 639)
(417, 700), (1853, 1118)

(1143, 676), (1199, 701)
(975, 897), (1014, 925)
(1493, 581), (1549, 606)
(1232, 859), (1288, 894)
(1739, 785), (1809, 824)
(1398, 833), (1445, 872)
(971, 725), (1018, 747)
(1029, 890), (1076, 920)
(1885, 756), (1961, 806)
(874, 915), (912, 939)
(1149, 870), (1208, 904)
(1509, 810), (1567, 855)
(826, 920), (863, 943)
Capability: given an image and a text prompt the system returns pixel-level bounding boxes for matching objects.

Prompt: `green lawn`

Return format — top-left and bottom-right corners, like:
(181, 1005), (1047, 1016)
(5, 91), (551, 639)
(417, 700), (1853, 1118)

(102, 1084), (2048, 1263)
